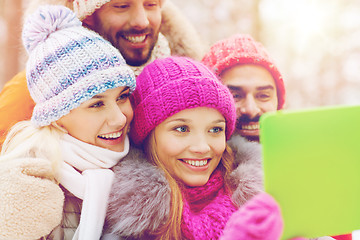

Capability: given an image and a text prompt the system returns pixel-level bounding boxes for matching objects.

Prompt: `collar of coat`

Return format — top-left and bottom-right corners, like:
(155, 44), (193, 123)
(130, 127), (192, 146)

(105, 135), (263, 238)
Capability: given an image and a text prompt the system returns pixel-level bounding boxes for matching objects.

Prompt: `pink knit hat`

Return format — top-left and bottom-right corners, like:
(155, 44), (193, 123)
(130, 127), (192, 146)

(74, 0), (167, 20)
(201, 34), (286, 110)
(130, 56), (236, 145)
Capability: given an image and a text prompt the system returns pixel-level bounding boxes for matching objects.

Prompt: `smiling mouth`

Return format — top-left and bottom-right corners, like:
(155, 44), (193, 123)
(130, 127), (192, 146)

(123, 34), (147, 43)
(181, 159), (209, 167)
(98, 131), (122, 140)
(240, 122), (259, 130)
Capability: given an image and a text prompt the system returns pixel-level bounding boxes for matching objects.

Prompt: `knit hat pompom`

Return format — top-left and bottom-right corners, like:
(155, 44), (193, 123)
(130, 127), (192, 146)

(22, 5), (81, 53)
(130, 56), (236, 145)
(23, 5), (136, 127)
(202, 34), (286, 110)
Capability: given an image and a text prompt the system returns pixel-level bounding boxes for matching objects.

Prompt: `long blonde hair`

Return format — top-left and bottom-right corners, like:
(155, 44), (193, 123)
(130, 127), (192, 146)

(0, 120), (64, 179)
(144, 131), (235, 240)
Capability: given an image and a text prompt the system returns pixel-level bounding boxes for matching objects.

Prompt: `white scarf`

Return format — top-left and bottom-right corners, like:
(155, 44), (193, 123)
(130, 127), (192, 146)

(130, 33), (171, 77)
(56, 134), (130, 240)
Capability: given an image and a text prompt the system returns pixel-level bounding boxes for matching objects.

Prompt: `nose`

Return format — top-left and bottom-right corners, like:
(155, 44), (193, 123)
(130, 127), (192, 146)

(107, 105), (127, 129)
(129, 5), (149, 29)
(188, 133), (211, 154)
(238, 95), (261, 119)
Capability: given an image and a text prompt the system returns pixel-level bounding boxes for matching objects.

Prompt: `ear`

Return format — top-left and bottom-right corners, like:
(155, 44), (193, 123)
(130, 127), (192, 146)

(51, 122), (68, 134)
(82, 15), (95, 29)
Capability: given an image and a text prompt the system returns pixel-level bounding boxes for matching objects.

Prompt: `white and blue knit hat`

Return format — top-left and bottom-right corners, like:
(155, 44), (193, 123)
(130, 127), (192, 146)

(22, 5), (136, 127)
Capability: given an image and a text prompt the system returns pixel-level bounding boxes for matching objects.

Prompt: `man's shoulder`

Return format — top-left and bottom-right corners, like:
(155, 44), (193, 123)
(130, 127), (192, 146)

(1, 70), (27, 90)
(160, 1), (207, 61)
(0, 69), (33, 110)
(0, 70), (34, 148)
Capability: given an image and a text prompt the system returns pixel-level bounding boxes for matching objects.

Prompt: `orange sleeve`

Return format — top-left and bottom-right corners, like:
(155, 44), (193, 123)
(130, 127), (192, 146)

(0, 70), (35, 147)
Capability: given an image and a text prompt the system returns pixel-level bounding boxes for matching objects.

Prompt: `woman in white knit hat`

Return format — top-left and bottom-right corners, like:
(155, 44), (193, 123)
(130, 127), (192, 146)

(0, 5), (137, 240)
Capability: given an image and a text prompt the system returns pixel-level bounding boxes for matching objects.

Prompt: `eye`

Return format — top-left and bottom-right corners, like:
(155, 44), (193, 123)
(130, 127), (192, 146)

(209, 126), (224, 134)
(144, 1), (159, 8)
(117, 92), (130, 103)
(89, 101), (104, 108)
(174, 126), (188, 133)
(256, 92), (271, 101)
(231, 92), (245, 101)
(113, 3), (129, 9)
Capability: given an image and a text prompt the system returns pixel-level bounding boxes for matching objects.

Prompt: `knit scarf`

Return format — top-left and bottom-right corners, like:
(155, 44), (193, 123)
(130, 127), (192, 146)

(181, 170), (238, 240)
(56, 134), (130, 240)
(129, 33), (171, 77)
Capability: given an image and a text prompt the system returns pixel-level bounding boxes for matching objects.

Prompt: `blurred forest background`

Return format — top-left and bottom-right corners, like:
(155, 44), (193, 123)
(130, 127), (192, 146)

(1, 0), (360, 110)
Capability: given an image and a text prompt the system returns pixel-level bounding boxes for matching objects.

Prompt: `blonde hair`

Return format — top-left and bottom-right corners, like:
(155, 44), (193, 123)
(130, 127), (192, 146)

(0, 120), (64, 178)
(144, 131), (234, 239)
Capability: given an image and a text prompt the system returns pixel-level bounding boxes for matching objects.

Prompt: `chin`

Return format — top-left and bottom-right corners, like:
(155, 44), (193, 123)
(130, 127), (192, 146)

(105, 143), (125, 152)
(183, 176), (210, 187)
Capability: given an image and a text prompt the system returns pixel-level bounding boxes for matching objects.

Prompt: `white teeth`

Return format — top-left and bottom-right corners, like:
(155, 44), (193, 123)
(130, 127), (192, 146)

(184, 160), (208, 167)
(242, 124), (259, 130)
(98, 131), (122, 139)
(125, 35), (146, 43)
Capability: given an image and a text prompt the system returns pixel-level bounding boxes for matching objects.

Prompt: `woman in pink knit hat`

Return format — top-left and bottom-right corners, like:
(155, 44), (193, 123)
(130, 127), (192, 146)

(105, 56), (284, 240)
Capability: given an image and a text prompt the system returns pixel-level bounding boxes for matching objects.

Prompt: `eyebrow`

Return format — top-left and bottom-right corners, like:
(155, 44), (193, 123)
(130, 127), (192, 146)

(257, 85), (275, 91)
(227, 85), (275, 91)
(91, 87), (130, 99)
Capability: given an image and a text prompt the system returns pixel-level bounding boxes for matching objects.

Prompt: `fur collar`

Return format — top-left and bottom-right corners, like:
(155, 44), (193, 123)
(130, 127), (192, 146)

(105, 146), (170, 238)
(227, 134), (264, 207)
(105, 136), (263, 238)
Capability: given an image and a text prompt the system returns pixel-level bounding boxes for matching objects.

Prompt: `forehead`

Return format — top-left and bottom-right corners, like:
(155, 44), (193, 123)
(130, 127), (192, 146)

(220, 64), (276, 89)
(162, 107), (224, 124)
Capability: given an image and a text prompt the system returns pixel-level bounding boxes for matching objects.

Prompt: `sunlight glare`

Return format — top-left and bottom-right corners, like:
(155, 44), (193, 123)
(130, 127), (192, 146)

(260, 0), (338, 52)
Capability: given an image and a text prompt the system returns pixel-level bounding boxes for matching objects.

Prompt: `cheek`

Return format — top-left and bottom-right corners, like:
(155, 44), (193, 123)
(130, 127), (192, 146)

(108, 16), (127, 30)
(263, 100), (278, 112)
(148, 11), (161, 30)
(123, 102), (134, 123)
(97, 14), (126, 36)
(156, 136), (182, 161)
(155, 133), (187, 171)
(235, 102), (242, 115)
(212, 139), (226, 157)
(66, 118), (100, 143)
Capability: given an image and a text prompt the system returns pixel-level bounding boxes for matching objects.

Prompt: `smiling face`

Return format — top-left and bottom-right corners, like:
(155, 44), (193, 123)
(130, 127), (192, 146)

(153, 107), (226, 187)
(83, 0), (161, 66)
(56, 87), (133, 152)
(220, 64), (278, 142)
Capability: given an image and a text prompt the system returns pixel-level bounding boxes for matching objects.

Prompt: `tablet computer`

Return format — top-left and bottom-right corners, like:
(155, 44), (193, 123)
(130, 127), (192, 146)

(260, 105), (360, 239)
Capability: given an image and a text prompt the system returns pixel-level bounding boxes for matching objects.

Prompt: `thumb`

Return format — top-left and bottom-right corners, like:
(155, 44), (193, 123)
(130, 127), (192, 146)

(19, 157), (55, 180)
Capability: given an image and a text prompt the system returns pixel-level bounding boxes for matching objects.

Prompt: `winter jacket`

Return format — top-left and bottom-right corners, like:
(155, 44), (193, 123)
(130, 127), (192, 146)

(104, 135), (264, 239)
(0, 0), (206, 148)
(0, 133), (131, 239)
(0, 70), (34, 147)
